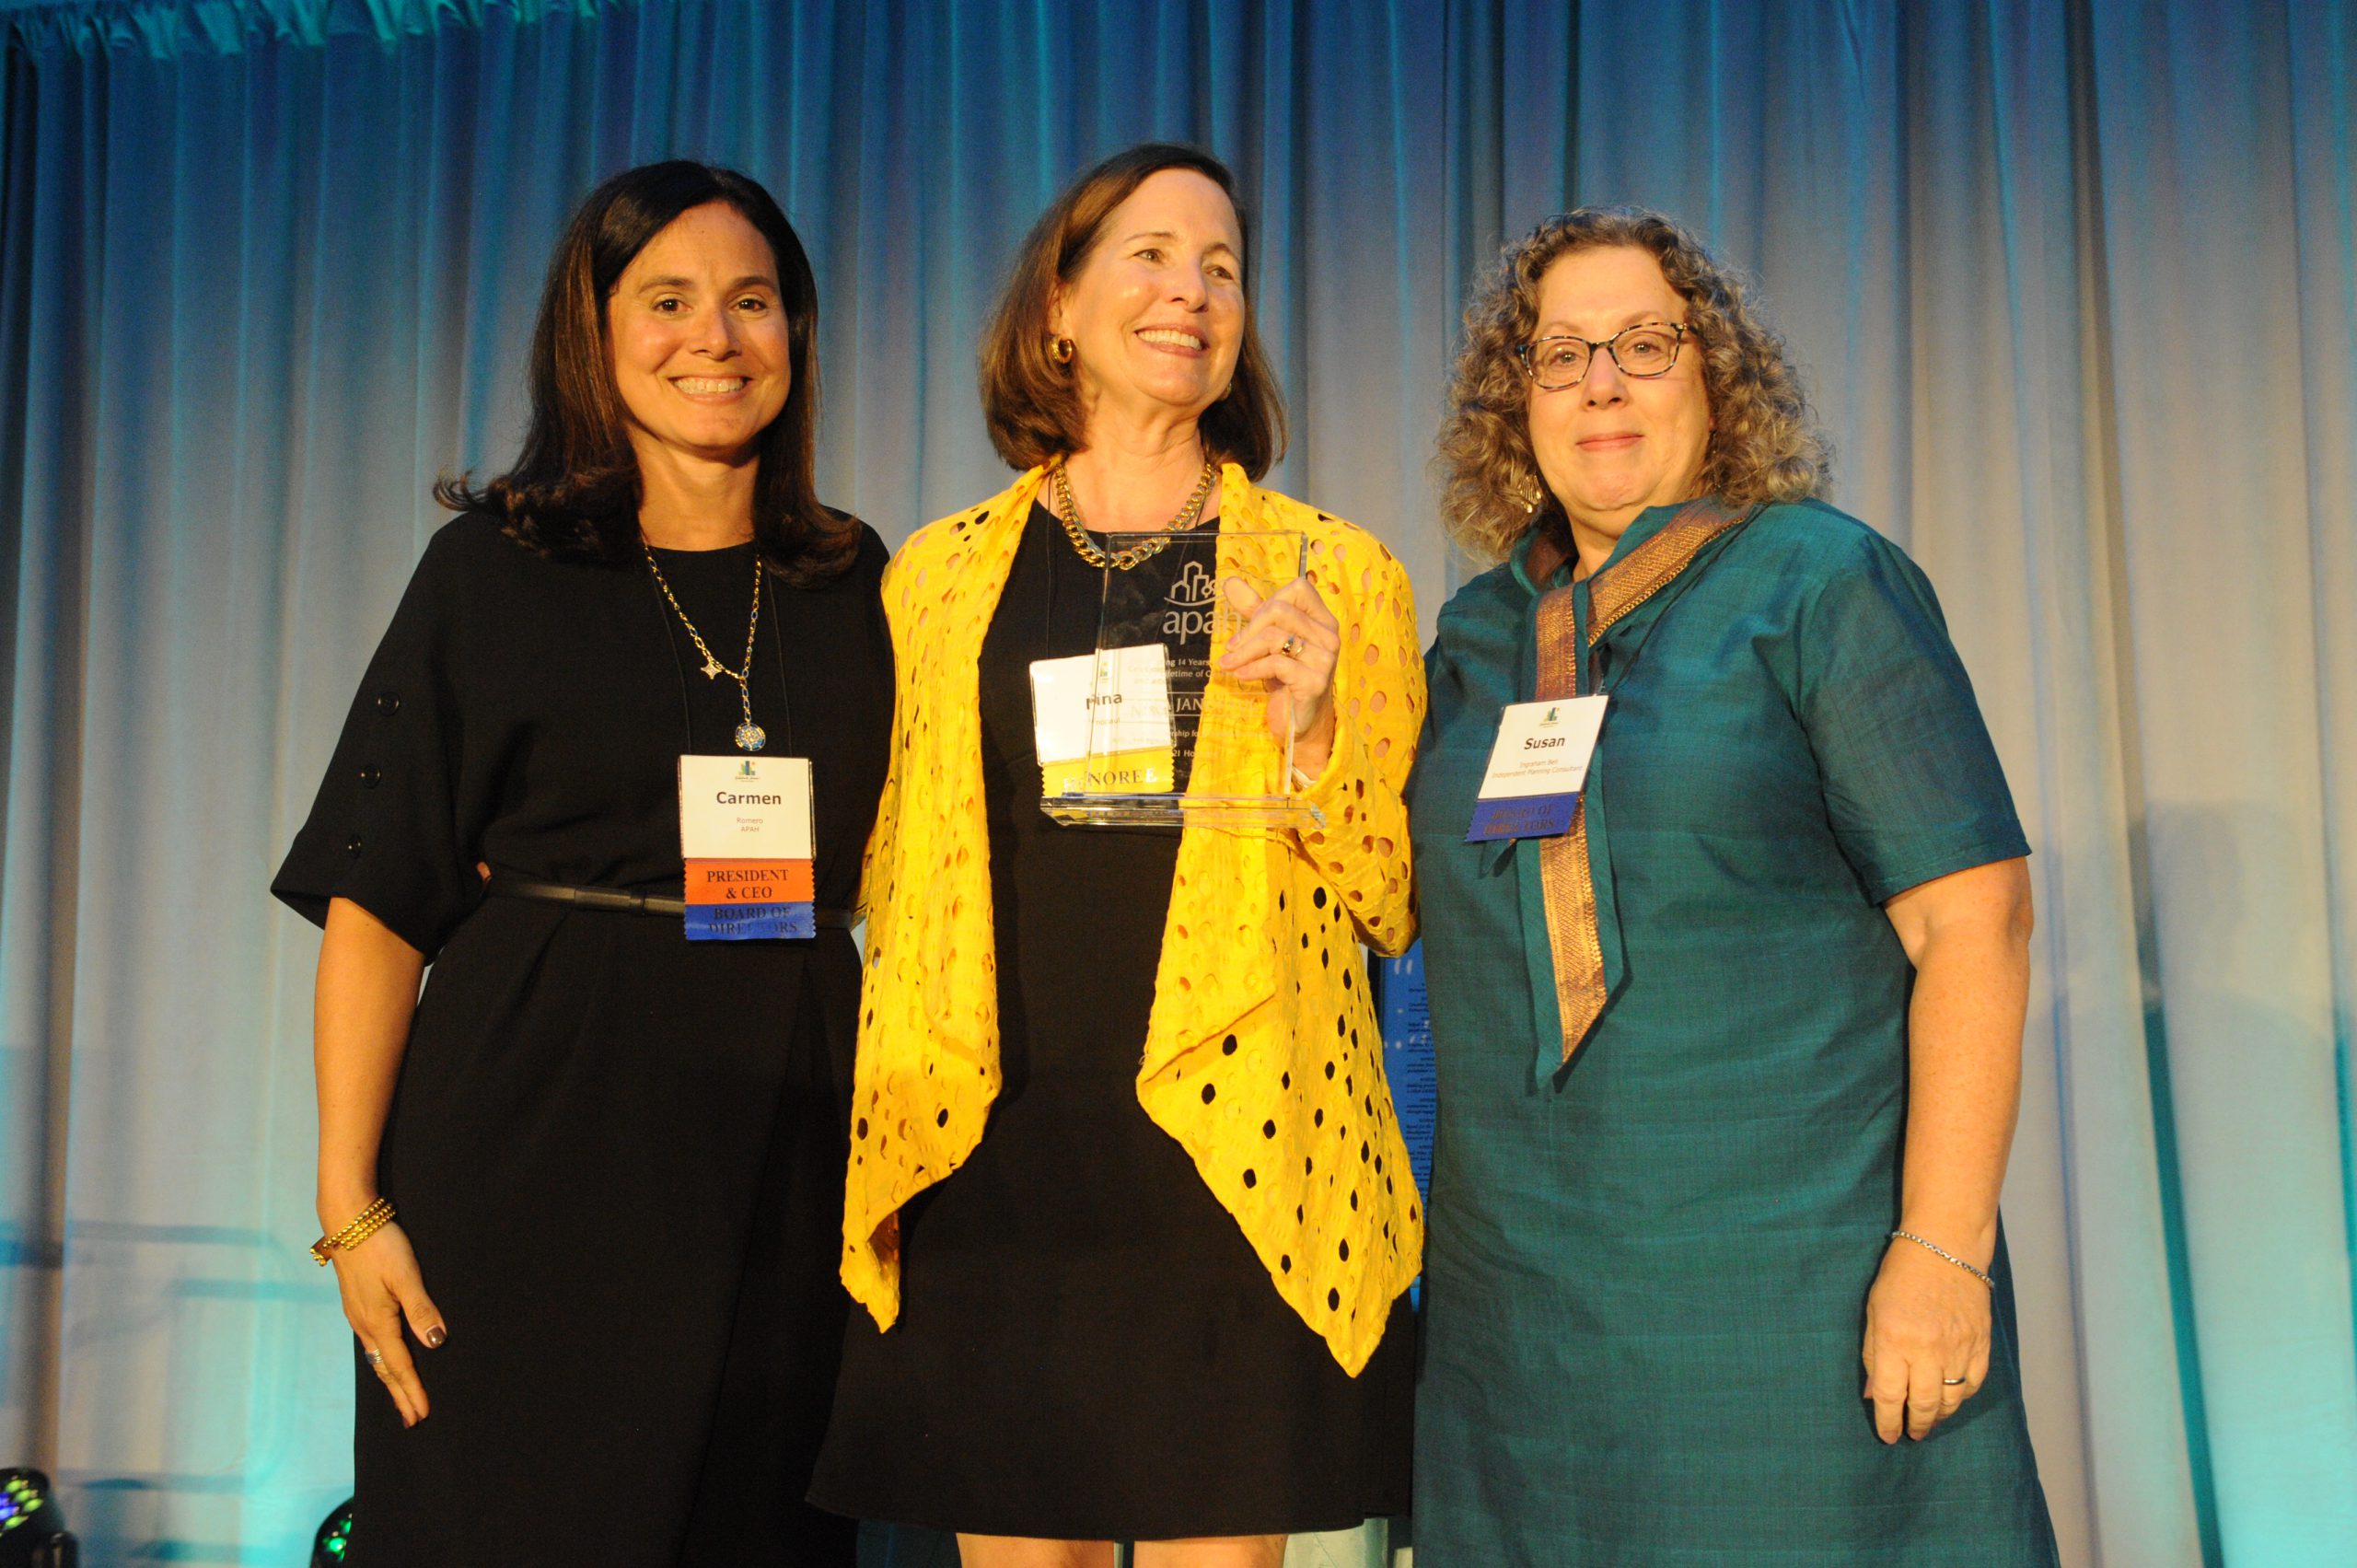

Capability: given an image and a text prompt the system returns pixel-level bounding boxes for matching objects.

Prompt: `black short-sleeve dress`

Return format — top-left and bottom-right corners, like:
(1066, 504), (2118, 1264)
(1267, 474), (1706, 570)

(273, 513), (892, 1568)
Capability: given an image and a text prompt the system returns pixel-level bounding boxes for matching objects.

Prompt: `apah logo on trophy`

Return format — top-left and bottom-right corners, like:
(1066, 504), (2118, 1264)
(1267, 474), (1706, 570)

(1164, 558), (1218, 639)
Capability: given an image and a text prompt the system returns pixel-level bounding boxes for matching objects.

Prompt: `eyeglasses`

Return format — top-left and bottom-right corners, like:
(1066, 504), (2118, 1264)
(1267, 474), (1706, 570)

(1515, 321), (1699, 390)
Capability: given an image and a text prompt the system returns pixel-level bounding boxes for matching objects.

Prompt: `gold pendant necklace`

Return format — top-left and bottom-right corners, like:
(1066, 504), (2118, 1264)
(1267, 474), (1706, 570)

(1052, 458), (1218, 569)
(644, 545), (767, 751)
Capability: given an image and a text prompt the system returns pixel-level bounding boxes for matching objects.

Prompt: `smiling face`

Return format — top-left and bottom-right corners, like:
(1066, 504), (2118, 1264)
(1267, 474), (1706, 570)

(1525, 245), (1713, 560)
(1051, 168), (1246, 435)
(606, 201), (793, 470)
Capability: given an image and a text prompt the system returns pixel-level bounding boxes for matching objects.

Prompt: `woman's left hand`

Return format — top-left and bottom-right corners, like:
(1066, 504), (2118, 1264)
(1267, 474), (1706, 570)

(1862, 1236), (1993, 1443)
(1217, 575), (1341, 775)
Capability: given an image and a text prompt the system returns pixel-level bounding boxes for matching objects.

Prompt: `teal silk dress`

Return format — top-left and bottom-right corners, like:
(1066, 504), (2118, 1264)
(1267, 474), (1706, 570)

(1408, 499), (2058, 1566)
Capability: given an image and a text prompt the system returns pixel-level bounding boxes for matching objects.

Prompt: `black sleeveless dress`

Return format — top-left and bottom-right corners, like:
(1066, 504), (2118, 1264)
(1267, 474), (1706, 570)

(274, 516), (891, 1566)
(809, 503), (1413, 1539)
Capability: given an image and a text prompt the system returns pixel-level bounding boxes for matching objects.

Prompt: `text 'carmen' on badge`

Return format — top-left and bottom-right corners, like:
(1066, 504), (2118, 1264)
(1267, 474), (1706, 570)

(678, 754), (816, 939)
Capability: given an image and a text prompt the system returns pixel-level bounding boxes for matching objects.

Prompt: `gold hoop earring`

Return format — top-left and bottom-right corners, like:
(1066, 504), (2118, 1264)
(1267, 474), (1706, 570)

(1050, 336), (1075, 366)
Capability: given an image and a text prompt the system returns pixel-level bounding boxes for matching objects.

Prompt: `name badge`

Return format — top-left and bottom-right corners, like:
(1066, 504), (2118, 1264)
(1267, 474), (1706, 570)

(1466, 696), (1608, 842)
(678, 755), (815, 939)
(1030, 645), (1177, 796)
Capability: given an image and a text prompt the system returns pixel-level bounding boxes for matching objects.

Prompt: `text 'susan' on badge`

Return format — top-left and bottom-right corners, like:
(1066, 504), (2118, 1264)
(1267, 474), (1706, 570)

(1467, 695), (1608, 842)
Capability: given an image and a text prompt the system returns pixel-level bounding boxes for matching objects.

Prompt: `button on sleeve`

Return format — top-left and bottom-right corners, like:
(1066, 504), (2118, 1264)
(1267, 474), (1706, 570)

(272, 530), (484, 958)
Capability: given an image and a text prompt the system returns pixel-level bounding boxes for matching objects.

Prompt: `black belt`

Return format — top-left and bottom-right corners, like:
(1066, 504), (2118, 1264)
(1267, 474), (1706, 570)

(487, 877), (854, 928)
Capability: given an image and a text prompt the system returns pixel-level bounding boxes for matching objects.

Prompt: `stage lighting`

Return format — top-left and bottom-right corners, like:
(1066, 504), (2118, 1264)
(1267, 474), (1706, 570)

(0, 1469), (76, 1567)
(311, 1497), (354, 1566)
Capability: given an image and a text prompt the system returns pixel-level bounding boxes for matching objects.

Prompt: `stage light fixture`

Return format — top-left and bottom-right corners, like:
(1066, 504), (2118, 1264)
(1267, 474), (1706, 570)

(0, 1469), (76, 1567)
(311, 1497), (354, 1566)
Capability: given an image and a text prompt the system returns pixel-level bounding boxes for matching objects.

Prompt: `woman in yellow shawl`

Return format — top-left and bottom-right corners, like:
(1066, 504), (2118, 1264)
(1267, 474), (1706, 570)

(808, 144), (1423, 1568)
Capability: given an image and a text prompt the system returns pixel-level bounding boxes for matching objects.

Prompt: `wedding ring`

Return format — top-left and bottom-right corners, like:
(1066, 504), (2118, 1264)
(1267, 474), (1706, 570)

(366, 1350), (385, 1368)
(1280, 634), (1304, 656)
(1941, 1376), (1967, 1386)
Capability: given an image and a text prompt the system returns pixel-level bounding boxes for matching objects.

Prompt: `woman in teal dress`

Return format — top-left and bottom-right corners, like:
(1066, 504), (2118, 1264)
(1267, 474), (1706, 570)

(1408, 208), (2059, 1565)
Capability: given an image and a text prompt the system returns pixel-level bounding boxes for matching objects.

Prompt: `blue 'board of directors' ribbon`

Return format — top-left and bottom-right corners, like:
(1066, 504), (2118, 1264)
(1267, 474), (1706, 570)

(1467, 791), (1577, 842)
(685, 900), (814, 941)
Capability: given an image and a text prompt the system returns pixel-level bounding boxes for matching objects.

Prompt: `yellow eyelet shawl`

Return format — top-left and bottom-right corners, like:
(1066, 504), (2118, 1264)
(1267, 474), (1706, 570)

(844, 462), (1425, 1374)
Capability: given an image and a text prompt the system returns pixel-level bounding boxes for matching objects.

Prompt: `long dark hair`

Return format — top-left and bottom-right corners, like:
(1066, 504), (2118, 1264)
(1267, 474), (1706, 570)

(979, 143), (1286, 478)
(439, 160), (856, 586)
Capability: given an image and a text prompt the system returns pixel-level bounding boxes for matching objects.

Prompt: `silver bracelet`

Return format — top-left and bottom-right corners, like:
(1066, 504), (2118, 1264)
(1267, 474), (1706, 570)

(1889, 1229), (1994, 1289)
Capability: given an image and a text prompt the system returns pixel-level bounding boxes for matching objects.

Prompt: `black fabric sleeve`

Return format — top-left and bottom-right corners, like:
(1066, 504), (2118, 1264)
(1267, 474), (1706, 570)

(272, 528), (482, 958)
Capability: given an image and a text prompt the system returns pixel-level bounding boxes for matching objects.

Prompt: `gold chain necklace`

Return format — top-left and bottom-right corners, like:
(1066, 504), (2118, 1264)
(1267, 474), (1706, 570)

(644, 545), (767, 752)
(1052, 458), (1218, 569)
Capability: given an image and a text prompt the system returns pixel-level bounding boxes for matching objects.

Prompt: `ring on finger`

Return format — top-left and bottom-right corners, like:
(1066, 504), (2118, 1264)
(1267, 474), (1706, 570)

(1279, 633), (1304, 657)
(1941, 1376), (1968, 1386)
(365, 1349), (385, 1369)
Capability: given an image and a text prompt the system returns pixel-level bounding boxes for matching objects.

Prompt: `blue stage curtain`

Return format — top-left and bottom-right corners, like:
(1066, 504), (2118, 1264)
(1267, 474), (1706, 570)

(0, 3), (2351, 1564)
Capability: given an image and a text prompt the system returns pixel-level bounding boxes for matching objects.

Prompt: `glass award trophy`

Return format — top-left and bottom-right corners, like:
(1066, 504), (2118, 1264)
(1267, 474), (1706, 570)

(1039, 528), (1322, 830)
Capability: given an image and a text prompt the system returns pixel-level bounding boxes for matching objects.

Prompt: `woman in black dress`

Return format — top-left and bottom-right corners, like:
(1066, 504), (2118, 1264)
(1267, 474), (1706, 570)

(811, 145), (1424, 1568)
(273, 162), (889, 1567)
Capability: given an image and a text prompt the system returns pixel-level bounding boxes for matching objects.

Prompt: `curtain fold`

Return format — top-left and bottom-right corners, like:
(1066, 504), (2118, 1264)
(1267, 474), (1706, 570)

(2076, 4), (2357, 1563)
(0, 2), (2348, 1563)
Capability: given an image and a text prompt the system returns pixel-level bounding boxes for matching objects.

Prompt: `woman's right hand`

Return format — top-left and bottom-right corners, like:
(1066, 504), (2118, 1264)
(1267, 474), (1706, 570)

(325, 1216), (447, 1426)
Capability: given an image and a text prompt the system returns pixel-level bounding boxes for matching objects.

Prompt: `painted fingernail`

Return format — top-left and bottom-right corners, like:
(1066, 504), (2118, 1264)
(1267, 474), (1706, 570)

(424, 1326), (446, 1348)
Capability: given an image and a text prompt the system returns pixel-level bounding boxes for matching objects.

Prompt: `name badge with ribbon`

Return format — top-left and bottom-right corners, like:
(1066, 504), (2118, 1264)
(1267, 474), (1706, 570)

(678, 755), (815, 939)
(1467, 695), (1608, 842)
(1029, 646), (1176, 796)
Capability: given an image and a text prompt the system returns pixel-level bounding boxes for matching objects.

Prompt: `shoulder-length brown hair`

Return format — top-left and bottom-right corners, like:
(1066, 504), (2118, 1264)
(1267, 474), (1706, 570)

(980, 143), (1285, 479)
(438, 160), (856, 587)
(1437, 206), (1828, 563)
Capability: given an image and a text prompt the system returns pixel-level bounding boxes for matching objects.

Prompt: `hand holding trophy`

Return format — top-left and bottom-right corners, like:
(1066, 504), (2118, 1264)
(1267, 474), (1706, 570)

(1214, 575), (1341, 778)
(1039, 528), (1327, 829)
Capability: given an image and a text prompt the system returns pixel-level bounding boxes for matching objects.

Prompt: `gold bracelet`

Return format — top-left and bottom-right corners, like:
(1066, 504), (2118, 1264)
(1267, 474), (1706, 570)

(310, 1197), (395, 1266)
